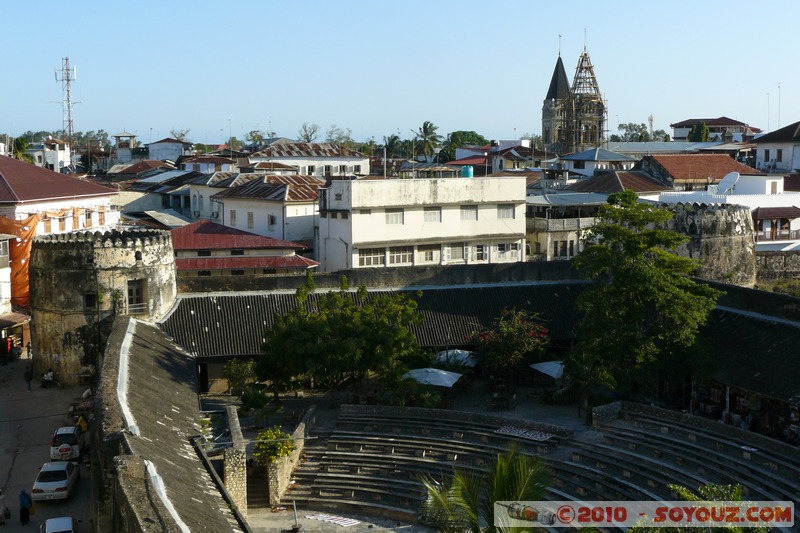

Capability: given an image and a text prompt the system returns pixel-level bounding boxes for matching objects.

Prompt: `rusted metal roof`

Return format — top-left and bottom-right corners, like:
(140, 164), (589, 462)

(251, 142), (366, 159)
(564, 170), (672, 194)
(211, 174), (323, 202)
(0, 155), (116, 204)
(642, 154), (759, 184)
(171, 220), (305, 251)
(176, 254), (318, 271)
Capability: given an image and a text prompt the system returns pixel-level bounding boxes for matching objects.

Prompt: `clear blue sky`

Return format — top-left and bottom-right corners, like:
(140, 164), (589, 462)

(1, 0), (798, 145)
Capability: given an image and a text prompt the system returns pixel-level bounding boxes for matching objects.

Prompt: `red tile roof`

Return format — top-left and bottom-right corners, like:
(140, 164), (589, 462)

(0, 155), (116, 204)
(171, 220), (305, 251)
(643, 154), (758, 184)
(175, 255), (318, 271)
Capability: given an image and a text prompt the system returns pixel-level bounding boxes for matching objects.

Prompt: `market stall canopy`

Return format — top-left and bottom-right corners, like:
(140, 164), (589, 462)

(530, 360), (565, 379)
(434, 349), (478, 368)
(402, 367), (462, 387)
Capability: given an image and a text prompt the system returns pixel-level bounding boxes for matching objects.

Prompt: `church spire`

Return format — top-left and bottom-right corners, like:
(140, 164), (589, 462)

(572, 48), (601, 95)
(545, 55), (570, 101)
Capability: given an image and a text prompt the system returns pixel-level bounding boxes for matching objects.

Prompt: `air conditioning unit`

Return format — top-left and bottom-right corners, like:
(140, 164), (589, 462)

(210, 212), (219, 219)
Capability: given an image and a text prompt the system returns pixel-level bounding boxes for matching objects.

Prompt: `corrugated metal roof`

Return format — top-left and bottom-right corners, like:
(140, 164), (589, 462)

(646, 154), (759, 183)
(0, 155), (116, 203)
(252, 142), (366, 159)
(560, 147), (636, 162)
(526, 192), (610, 206)
(211, 174), (323, 202)
(563, 170), (672, 194)
(176, 255), (318, 271)
(158, 283), (587, 358)
(171, 220), (305, 251)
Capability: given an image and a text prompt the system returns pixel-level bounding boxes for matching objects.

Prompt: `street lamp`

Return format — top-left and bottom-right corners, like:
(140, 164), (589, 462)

(483, 151), (489, 176)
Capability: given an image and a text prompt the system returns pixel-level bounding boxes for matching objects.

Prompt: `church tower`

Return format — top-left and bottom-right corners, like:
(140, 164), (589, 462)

(542, 47), (606, 155)
(542, 54), (571, 155)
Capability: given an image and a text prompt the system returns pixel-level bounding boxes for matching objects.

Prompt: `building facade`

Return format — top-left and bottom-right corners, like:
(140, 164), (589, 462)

(316, 177), (526, 272)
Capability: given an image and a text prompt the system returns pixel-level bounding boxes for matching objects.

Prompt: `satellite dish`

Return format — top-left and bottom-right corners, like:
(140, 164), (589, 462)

(717, 172), (739, 195)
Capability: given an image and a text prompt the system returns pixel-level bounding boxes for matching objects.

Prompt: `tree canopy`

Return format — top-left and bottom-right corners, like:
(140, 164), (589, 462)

(416, 121), (444, 161)
(298, 122), (320, 143)
(257, 274), (422, 399)
(688, 121), (710, 142)
(609, 122), (669, 142)
(566, 190), (723, 400)
(473, 308), (549, 380)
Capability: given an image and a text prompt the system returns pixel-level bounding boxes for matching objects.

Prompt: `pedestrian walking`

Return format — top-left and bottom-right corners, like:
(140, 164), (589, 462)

(18, 489), (31, 525)
(26, 341), (32, 359)
(24, 365), (32, 392)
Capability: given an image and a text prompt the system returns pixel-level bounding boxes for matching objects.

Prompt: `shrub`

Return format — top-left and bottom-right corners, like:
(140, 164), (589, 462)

(253, 426), (296, 467)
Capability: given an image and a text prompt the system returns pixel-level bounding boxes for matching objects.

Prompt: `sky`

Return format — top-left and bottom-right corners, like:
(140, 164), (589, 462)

(1, 0), (798, 146)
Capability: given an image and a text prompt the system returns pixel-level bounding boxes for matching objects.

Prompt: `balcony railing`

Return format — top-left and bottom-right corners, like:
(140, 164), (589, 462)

(754, 230), (800, 242)
(124, 302), (148, 315)
(529, 217), (597, 232)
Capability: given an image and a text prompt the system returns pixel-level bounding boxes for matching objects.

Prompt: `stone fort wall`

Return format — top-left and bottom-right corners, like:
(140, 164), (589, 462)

(29, 229), (176, 384)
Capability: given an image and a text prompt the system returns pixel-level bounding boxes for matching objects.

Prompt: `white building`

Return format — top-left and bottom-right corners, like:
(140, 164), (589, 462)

(26, 138), (72, 172)
(148, 137), (192, 163)
(752, 120), (800, 173)
(249, 142), (369, 178)
(316, 177), (527, 272)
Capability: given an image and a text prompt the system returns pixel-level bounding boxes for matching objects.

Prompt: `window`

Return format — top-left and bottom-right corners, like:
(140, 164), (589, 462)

(358, 248), (386, 267)
(307, 165), (315, 175)
(231, 269), (245, 276)
(764, 149), (770, 162)
(324, 165), (332, 175)
(84, 293), (97, 309)
(460, 205), (478, 221)
(497, 204), (515, 219)
(385, 208), (404, 225)
(134, 251), (142, 261)
(777, 149), (783, 162)
(268, 214), (276, 230)
(247, 211), (254, 229)
(424, 207), (441, 223)
(44, 218), (51, 233)
(198, 270), (211, 277)
(230, 210), (237, 226)
(445, 243), (465, 260)
(359, 209), (372, 215)
(334, 193), (343, 201)
(418, 244), (439, 263)
(231, 249), (244, 256)
(474, 244), (487, 261)
(389, 246), (413, 265)
(573, 161), (585, 169)
(197, 250), (211, 257)
(354, 164), (361, 173)
(498, 243), (508, 253)
(84, 211), (92, 226)
(340, 165), (347, 173)
(59, 217), (66, 232)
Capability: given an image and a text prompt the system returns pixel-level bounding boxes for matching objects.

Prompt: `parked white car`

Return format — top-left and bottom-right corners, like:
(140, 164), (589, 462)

(50, 426), (85, 460)
(31, 462), (80, 501)
(41, 516), (79, 533)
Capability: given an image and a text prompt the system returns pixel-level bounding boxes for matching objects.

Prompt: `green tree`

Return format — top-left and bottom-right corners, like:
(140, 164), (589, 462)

(12, 137), (34, 163)
(252, 426), (296, 467)
(440, 130), (489, 162)
(521, 132), (544, 150)
(416, 121), (444, 161)
(222, 358), (256, 395)
(688, 121), (710, 142)
(245, 130), (264, 144)
(421, 445), (550, 533)
(382, 133), (401, 158)
(629, 483), (771, 532)
(567, 190), (723, 401)
(325, 124), (354, 147)
(473, 308), (549, 380)
(257, 274), (422, 401)
(298, 122), (320, 143)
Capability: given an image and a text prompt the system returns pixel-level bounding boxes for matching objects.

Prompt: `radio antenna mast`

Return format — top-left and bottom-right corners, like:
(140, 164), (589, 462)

(54, 57), (77, 155)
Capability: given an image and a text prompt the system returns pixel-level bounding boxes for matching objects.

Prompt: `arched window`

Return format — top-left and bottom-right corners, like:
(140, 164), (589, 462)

(199, 195), (204, 211)
(192, 194), (197, 210)
(135, 251), (142, 261)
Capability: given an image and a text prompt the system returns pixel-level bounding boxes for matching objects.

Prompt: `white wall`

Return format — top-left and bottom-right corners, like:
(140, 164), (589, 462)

(217, 197), (317, 243)
(754, 142), (797, 172)
(149, 142), (185, 162)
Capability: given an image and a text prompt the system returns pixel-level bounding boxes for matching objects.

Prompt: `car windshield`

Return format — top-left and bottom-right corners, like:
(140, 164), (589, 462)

(37, 470), (67, 483)
(53, 435), (76, 446)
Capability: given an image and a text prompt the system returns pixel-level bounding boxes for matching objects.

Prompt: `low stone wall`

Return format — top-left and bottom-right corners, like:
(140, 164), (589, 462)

(272, 406), (317, 505)
(591, 401), (622, 428)
(756, 251), (800, 281)
(179, 261), (581, 294)
(341, 404), (574, 438)
(224, 406), (247, 519)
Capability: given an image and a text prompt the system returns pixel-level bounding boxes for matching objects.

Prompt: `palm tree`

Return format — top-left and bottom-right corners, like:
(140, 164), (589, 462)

(416, 121), (443, 162)
(382, 134), (401, 158)
(421, 445), (550, 533)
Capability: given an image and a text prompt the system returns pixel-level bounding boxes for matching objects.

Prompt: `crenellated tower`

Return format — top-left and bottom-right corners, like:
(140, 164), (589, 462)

(29, 229), (177, 385)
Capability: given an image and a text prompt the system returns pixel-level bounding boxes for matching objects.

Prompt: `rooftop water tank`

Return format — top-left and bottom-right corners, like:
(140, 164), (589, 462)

(461, 165), (474, 178)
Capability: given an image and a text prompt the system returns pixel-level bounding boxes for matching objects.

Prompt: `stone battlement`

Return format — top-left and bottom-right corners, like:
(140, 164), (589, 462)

(33, 228), (171, 248)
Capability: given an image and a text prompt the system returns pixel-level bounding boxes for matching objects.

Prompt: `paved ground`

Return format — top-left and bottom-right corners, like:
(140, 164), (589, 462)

(0, 356), (94, 532)
(240, 379), (591, 533)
